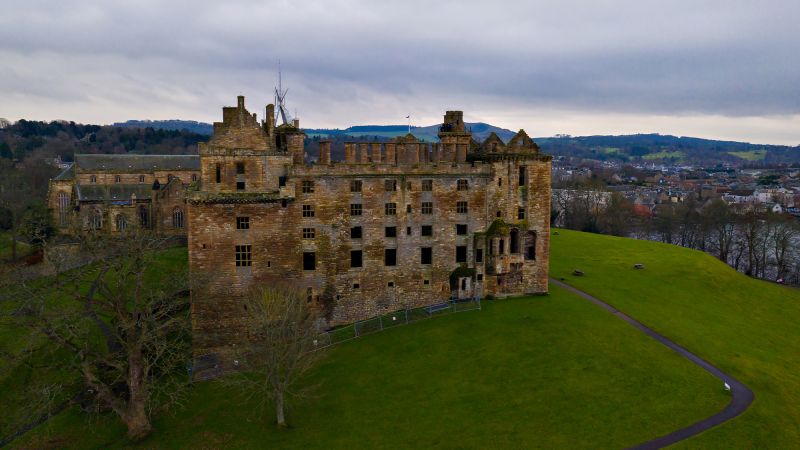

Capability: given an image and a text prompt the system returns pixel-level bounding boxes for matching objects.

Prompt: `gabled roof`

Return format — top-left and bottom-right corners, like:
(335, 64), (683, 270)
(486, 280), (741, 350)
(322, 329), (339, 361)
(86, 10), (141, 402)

(54, 163), (75, 180)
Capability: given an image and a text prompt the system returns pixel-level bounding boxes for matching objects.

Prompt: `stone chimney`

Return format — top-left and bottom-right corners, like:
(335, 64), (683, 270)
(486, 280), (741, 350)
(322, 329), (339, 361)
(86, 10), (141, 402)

(344, 142), (356, 164)
(319, 141), (331, 164)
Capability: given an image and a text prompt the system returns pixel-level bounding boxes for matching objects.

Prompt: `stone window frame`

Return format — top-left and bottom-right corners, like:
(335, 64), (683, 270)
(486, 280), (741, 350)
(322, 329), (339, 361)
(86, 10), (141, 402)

(422, 180), (433, 191)
(456, 201), (468, 214)
(172, 207), (184, 228)
(139, 175), (145, 183)
(518, 208), (526, 220)
(192, 174), (197, 182)
(303, 252), (316, 271)
(385, 202), (397, 215)
(350, 203), (363, 216)
(385, 179), (397, 192)
(457, 179), (468, 191)
(385, 226), (397, 238)
(302, 180), (315, 194)
(421, 225), (433, 237)
(406, 205), (412, 214)
(456, 245), (468, 263)
(519, 166), (527, 186)
(350, 226), (362, 239)
(302, 205), (315, 218)
(350, 250), (363, 269)
(115, 175), (121, 183)
(385, 248), (397, 266)
(236, 216), (250, 230)
(116, 214), (127, 231)
(235, 245), (252, 267)
(90, 175), (97, 183)
(350, 180), (362, 193)
(420, 247), (433, 265)
(302, 228), (315, 239)
(421, 202), (433, 215)
(456, 224), (468, 235)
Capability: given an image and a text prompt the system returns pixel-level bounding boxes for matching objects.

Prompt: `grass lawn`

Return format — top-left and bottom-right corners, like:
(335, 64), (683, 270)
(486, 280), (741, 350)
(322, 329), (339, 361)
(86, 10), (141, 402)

(550, 229), (800, 449)
(728, 151), (766, 161)
(641, 151), (685, 160)
(0, 232), (33, 263)
(8, 283), (727, 448)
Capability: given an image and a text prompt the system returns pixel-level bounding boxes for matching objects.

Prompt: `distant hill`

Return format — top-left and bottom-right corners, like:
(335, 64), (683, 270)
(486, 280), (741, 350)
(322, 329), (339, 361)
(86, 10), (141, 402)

(113, 120), (214, 135)
(303, 122), (518, 143)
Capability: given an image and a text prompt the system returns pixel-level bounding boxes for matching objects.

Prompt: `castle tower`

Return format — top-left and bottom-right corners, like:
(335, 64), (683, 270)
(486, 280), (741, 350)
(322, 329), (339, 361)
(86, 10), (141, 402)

(437, 110), (472, 163)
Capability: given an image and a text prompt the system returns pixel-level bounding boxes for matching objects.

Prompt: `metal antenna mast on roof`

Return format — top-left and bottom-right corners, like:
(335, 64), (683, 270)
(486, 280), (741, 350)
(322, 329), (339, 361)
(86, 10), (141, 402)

(274, 60), (292, 126)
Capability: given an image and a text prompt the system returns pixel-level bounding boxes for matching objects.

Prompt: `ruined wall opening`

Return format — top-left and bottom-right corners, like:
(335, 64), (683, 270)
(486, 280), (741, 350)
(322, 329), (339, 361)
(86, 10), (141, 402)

(510, 229), (520, 254)
(525, 231), (537, 260)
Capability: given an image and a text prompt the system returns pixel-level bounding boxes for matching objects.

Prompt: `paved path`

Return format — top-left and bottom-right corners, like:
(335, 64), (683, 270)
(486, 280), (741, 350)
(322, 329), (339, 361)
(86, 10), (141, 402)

(548, 278), (754, 450)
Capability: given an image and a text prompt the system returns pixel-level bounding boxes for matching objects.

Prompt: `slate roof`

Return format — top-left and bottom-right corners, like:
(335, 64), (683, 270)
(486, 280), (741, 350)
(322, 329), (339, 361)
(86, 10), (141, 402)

(74, 154), (200, 171)
(76, 184), (154, 202)
(54, 164), (75, 180)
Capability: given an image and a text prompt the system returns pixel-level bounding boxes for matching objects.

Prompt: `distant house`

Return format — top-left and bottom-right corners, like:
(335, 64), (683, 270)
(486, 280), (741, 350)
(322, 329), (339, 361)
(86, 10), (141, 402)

(763, 202), (783, 213)
(645, 171), (665, 183)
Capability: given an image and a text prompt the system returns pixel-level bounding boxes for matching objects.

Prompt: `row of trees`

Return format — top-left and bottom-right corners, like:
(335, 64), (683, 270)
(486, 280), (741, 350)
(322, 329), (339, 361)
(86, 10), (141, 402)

(553, 179), (800, 283)
(1, 229), (327, 444)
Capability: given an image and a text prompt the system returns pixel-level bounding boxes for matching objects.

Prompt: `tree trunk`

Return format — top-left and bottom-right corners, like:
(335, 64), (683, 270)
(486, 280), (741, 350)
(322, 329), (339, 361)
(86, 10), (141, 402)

(123, 347), (152, 442)
(122, 402), (152, 442)
(275, 391), (286, 427)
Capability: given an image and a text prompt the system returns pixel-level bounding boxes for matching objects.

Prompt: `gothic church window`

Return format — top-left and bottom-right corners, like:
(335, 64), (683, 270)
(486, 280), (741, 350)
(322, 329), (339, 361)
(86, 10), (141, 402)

(172, 207), (184, 228)
(58, 192), (69, 227)
(116, 214), (127, 231)
(139, 205), (148, 226)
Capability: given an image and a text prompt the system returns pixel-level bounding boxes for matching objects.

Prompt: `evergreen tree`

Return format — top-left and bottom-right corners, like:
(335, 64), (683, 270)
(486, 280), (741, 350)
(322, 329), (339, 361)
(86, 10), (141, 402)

(0, 142), (11, 160)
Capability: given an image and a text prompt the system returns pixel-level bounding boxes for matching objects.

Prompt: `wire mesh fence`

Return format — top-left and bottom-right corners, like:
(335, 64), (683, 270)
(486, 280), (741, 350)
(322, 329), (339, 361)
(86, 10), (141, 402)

(188, 296), (481, 380)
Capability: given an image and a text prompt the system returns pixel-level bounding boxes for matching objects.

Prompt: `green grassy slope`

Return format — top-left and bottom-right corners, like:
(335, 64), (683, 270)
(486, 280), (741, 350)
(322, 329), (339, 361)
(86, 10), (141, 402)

(9, 285), (726, 449)
(550, 229), (800, 449)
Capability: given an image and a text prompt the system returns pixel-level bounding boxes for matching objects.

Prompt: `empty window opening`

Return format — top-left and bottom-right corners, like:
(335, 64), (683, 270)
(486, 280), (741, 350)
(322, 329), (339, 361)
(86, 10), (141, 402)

(510, 229), (520, 254)
(385, 248), (397, 266)
(498, 178), (502, 187)
(498, 278), (502, 286)
(421, 202), (433, 214)
(303, 252), (316, 270)
(235, 245), (252, 267)
(456, 246), (467, 263)
(385, 226), (397, 238)
(215, 164), (221, 183)
(302, 180), (315, 193)
(388, 281), (394, 287)
(385, 179), (397, 191)
(499, 239), (505, 254)
(497, 211), (502, 218)
(519, 167), (527, 186)
(476, 249), (483, 262)
(236, 163), (245, 190)
(518, 208), (525, 220)
(407, 181), (412, 190)
(351, 226), (362, 239)
(422, 225), (433, 237)
(281, 199), (287, 208)
(477, 274), (483, 281)
(457, 201), (468, 214)
(279, 176), (287, 187)
(422, 180), (433, 191)
(407, 227), (412, 236)
(406, 205), (412, 214)
(525, 231), (537, 261)
(351, 250), (363, 268)
(457, 179), (468, 191)
(350, 180), (363, 193)
(303, 228), (315, 239)
(421, 247), (432, 265)
(303, 205), (315, 217)
(489, 240), (494, 255)
(461, 279), (467, 290)
(456, 224), (467, 235)
(237, 216), (250, 230)
(202, 244), (206, 249)
(267, 261), (271, 267)
(423, 279), (430, 285)
(244, 304), (247, 311)
(353, 283), (360, 290)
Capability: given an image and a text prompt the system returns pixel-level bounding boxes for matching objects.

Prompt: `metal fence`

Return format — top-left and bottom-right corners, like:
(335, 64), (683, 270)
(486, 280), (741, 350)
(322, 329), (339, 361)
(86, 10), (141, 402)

(187, 297), (481, 381)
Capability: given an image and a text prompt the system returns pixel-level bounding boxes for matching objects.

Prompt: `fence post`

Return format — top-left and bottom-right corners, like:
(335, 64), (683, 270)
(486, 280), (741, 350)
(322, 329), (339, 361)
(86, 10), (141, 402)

(354, 322), (359, 338)
(406, 309), (409, 324)
(379, 316), (384, 330)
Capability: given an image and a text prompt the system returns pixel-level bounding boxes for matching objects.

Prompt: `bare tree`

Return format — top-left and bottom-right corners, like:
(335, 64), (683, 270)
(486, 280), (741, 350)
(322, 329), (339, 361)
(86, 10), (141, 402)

(768, 213), (799, 280)
(704, 199), (738, 263)
(1, 228), (207, 442)
(221, 280), (329, 427)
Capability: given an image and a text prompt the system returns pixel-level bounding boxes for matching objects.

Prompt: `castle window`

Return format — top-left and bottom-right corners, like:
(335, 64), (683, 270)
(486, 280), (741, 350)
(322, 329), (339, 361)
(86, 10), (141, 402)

(518, 208), (525, 220)
(139, 205), (148, 227)
(492, 143), (497, 151)
(58, 192), (69, 227)
(172, 207), (184, 228)
(498, 178), (502, 187)
(139, 175), (145, 183)
(303, 228), (315, 239)
(406, 205), (412, 214)
(192, 174), (197, 182)
(281, 199), (287, 208)
(237, 217), (250, 230)
(303, 252), (316, 270)
(477, 274), (483, 281)
(350, 250), (363, 268)
(350, 203), (362, 216)
(115, 175), (121, 183)
(235, 245), (252, 267)
(302, 180), (314, 193)
(423, 279), (430, 285)
(236, 163), (245, 190)
(168, 174), (173, 182)
(385, 203), (396, 215)
(421, 225), (432, 237)
(456, 224), (467, 235)
(350, 180), (362, 193)
(388, 281), (394, 288)
(497, 211), (502, 218)
(385, 249), (397, 266)
(385, 226), (397, 238)
(407, 227), (411, 235)
(421, 247), (432, 265)
(90, 175), (97, 183)
(525, 231), (537, 261)
(89, 210), (102, 229)
(519, 167), (527, 186)
(422, 180), (432, 191)
(302, 205), (315, 217)
(116, 214), (127, 231)
(216, 164), (221, 183)
(385, 179), (397, 192)
(350, 226), (362, 239)
(456, 246), (467, 263)
(457, 179), (468, 191)
(457, 201), (468, 214)
(499, 239), (505, 254)
(407, 181), (412, 190)
(510, 229), (520, 254)
(476, 249), (483, 263)
(421, 202), (433, 215)
(353, 283), (360, 290)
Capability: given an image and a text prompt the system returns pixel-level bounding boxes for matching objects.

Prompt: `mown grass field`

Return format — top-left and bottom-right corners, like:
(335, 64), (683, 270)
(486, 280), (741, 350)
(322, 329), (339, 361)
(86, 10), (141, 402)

(728, 150), (766, 161)
(6, 246), (728, 449)
(550, 229), (800, 449)
(641, 150), (685, 160)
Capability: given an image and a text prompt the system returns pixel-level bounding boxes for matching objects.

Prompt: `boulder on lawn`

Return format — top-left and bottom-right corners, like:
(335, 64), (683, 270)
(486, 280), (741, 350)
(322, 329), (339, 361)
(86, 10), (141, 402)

(572, 269), (584, 276)
(634, 264), (644, 269)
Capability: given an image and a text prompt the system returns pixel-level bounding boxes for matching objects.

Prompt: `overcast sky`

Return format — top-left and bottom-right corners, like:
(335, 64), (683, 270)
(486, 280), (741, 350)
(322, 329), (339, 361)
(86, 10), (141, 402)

(1, 0), (798, 144)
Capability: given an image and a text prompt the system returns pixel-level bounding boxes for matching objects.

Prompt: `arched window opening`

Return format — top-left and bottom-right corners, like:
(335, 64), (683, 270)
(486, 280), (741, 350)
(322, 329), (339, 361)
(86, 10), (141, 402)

(58, 192), (69, 227)
(525, 231), (537, 261)
(499, 239), (505, 254)
(115, 175), (121, 183)
(192, 173), (197, 182)
(510, 229), (520, 254)
(172, 207), (184, 228)
(90, 175), (97, 183)
(139, 175), (145, 183)
(116, 214), (127, 231)
(89, 210), (102, 229)
(139, 205), (148, 227)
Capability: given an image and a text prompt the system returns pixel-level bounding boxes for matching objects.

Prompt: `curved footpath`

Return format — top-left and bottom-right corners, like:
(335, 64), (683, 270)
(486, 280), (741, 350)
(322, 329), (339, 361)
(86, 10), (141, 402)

(548, 279), (754, 450)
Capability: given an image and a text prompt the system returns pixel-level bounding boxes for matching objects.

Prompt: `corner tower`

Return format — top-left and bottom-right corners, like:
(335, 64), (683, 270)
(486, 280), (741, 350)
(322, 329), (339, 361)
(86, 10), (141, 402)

(437, 110), (472, 163)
